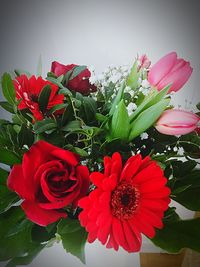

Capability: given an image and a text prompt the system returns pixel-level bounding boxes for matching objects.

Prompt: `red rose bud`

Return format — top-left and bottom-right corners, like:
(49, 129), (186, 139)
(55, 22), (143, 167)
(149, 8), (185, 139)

(148, 52), (193, 93)
(79, 153), (170, 252)
(51, 61), (97, 95)
(13, 75), (64, 121)
(7, 140), (90, 226)
(155, 109), (200, 135)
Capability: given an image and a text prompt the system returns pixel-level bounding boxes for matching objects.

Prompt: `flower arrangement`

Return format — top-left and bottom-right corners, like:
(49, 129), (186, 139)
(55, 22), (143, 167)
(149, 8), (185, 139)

(0, 52), (200, 266)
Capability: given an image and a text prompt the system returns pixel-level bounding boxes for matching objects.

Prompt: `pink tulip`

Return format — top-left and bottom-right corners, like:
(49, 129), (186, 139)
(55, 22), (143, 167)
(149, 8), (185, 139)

(138, 54), (151, 70)
(155, 109), (200, 135)
(148, 52), (193, 92)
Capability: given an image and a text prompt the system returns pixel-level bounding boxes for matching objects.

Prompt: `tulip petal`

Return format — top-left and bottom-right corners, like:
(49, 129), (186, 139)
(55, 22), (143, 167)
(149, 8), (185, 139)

(148, 52), (177, 86)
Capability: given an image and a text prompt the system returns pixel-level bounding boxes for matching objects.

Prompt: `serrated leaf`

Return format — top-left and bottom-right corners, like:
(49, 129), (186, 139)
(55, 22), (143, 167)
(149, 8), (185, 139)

(152, 218), (200, 253)
(33, 119), (57, 134)
(171, 170), (200, 210)
(57, 218), (88, 264)
(1, 73), (16, 106)
(38, 85), (51, 113)
(129, 98), (170, 140)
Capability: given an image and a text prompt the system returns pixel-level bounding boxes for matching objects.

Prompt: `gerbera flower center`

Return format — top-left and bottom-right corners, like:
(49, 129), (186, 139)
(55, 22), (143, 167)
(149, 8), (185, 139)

(111, 182), (140, 220)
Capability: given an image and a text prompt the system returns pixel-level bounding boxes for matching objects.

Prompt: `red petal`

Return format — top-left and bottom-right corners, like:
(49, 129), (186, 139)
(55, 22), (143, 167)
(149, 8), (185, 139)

(21, 200), (67, 226)
(122, 221), (141, 252)
(104, 156), (112, 176)
(139, 177), (167, 193)
(120, 155), (142, 181)
(133, 163), (163, 185)
(112, 217), (129, 251)
(131, 216), (155, 239)
(51, 148), (78, 166)
(90, 172), (105, 188)
(138, 207), (163, 229)
(7, 165), (35, 201)
(140, 199), (169, 211)
(142, 187), (171, 198)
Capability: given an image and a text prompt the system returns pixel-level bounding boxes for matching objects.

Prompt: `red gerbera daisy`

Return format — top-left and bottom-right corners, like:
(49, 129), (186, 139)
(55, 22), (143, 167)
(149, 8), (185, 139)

(78, 153), (171, 252)
(13, 74), (64, 120)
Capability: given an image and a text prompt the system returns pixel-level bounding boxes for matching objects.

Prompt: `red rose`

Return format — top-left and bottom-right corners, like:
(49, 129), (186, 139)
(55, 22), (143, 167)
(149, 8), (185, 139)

(7, 140), (90, 226)
(13, 75), (64, 121)
(51, 61), (97, 95)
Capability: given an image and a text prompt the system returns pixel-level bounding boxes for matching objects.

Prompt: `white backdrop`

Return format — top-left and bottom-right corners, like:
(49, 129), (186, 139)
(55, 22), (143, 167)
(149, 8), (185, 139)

(0, 0), (199, 266)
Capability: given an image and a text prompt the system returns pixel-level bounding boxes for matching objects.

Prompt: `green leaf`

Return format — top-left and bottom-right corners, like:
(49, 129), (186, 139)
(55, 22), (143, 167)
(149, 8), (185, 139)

(130, 86), (170, 122)
(0, 185), (20, 214)
(57, 218), (88, 263)
(0, 101), (15, 113)
(129, 98), (170, 140)
(32, 224), (57, 243)
(81, 97), (97, 124)
(69, 66), (87, 80)
(38, 85), (51, 113)
(0, 149), (21, 165)
(58, 88), (72, 96)
(0, 208), (32, 261)
(171, 169), (200, 210)
(62, 120), (81, 132)
(179, 133), (200, 159)
(33, 119), (57, 134)
(48, 103), (66, 114)
(126, 60), (140, 89)
(152, 217), (200, 253)
(1, 73), (16, 106)
(0, 167), (8, 185)
(46, 77), (72, 96)
(109, 82), (125, 115)
(17, 124), (34, 148)
(196, 102), (200, 111)
(73, 147), (89, 157)
(110, 100), (130, 141)
(6, 243), (45, 267)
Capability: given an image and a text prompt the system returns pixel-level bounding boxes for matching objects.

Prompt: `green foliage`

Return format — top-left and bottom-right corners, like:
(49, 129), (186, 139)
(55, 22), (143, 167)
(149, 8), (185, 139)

(38, 85), (51, 113)
(1, 73), (16, 106)
(152, 210), (200, 253)
(109, 100), (130, 141)
(33, 119), (57, 134)
(57, 218), (88, 263)
(129, 98), (170, 140)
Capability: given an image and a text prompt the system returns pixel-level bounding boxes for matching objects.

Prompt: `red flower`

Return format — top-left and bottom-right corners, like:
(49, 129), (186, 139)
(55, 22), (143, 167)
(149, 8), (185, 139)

(13, 75), (64, 121)
(51, 61), (97, 95)
(7, 140), (90, 226)
(79, 153), (171, 252)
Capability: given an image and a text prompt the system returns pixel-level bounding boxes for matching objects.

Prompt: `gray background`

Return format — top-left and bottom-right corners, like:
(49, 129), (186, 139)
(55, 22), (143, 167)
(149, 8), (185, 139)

(0, 0), (199, 266)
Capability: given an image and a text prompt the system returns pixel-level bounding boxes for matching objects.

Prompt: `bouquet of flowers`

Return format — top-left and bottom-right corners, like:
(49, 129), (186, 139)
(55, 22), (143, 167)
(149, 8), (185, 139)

(0, 52), (200, 266)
